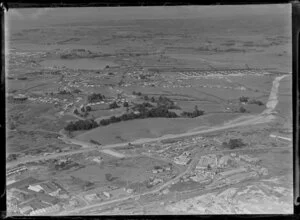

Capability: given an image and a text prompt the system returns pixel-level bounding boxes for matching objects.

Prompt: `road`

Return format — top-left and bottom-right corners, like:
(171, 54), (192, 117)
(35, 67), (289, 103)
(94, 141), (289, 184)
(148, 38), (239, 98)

(7, 75), (287, 169)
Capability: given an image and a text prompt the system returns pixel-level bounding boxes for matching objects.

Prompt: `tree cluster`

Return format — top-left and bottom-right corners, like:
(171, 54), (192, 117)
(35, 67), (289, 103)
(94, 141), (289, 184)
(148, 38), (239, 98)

(248, 99), (264, 106)
(73, 89), (82, 94)
(239, 106), (247, 113)
(58, 90), (71, 95)
(181, 106), (204, 118)
(222, 138), (246, 149)
(87, 93), (105, 103)
(109, 101), (120, 109)
(239, 96), (263, 106)
(99, 103), (178, 126)
(155, 96), (179, 109)
(132, 91), (142, 96)
(65, 119), (98, 131)
(239, 96), (250, 103)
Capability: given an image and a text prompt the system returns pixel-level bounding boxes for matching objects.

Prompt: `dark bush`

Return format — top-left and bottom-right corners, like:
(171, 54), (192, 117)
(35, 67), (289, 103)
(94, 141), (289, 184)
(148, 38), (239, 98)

(88, 93), (105, 103)
(109, 101), (119, 109)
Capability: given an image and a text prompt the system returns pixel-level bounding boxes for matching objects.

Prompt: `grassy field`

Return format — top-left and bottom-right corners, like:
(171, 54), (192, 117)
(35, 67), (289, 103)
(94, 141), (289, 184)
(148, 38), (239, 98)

(76, 113), (243, 144)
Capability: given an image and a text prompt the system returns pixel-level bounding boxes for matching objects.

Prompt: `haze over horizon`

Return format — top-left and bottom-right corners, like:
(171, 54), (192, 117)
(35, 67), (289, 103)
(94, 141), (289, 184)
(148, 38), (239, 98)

(7, 4), (290, 31)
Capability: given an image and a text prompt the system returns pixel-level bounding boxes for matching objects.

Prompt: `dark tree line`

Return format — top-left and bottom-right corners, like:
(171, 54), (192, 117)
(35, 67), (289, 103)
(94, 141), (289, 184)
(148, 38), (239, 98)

(239, 96), (263, 106)
(181, 106), (204, 118)
(65, 119), (98, 131)
(99, 104), (178, 126)
(109, 101), (119, 109)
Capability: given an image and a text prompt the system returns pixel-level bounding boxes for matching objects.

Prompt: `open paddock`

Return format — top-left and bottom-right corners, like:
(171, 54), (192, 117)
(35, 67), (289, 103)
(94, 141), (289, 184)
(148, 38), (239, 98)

(75, 113), (242, 145)
(67, 156), (172, 185)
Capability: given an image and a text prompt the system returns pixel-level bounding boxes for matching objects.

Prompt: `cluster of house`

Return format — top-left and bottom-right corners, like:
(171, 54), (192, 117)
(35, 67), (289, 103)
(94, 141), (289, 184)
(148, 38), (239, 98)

(149, 177), (164, 186)
(7, 177), (67, 216)
(179, 69), (267, 78)
(188, 153), (267, 186)
(12, 94), (28, 101)
(151, 166), (172, 174)
(145, 136), (212, 162)
(174, 151), (192, 166)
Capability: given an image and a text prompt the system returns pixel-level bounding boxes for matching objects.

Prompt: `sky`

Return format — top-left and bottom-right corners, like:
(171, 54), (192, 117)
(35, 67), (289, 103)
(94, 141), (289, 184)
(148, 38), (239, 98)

(6, 4), (290, 31)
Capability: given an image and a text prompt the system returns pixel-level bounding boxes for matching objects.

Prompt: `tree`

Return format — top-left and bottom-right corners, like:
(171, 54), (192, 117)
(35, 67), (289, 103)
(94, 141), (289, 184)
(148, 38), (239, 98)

(248, 99), (264, 106)
(109, 101), (119, 109)
(144, 95), (149, 101)
(123, 102), (129, 107)
(73, 89), (81, 94)
(224, 138), (246, 149)
(239, 106), (247, 113)
(239, 96), (249, 103)
(88, 93), (105, 103)
(81, 106), (85, 112)
(86, 106), (92, 112)
(105, 173), (113, 181)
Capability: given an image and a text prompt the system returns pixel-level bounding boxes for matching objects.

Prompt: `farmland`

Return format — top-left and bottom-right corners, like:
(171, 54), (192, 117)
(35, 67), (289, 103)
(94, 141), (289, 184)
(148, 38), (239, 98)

(6, 5), (292, 215)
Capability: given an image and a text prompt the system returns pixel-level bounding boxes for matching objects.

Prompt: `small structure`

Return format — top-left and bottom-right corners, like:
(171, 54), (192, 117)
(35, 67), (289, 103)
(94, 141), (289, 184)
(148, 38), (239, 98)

(28, 184), (44, 192)
(13, 94), (28, 101)
(103, 191), (111, 198)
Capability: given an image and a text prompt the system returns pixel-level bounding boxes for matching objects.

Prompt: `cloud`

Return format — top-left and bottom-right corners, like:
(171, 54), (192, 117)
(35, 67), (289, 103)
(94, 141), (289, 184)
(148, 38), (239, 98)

(29, 8), (54, 19)
(8, 8), (54, 20)
(8, 9), (24, 20)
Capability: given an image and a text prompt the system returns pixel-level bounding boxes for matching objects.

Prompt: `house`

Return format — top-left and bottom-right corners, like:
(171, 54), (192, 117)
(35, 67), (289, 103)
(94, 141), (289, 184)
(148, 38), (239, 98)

(103, 191), (111, 198)
(126, 188), (134, 194)
(13, 94), (28, 101)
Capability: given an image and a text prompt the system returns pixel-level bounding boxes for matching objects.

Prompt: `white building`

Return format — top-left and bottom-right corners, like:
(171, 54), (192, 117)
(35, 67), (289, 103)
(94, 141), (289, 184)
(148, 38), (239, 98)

(28, 184), (44, 192)
(103, 191), (111, 198)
